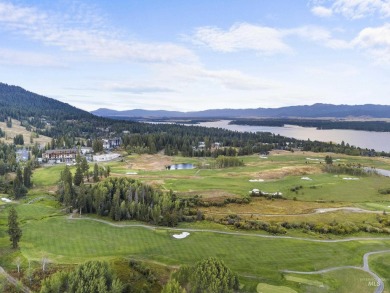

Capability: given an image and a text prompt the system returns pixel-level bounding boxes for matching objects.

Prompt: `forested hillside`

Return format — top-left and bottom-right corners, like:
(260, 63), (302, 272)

(0, 83), (93, 122)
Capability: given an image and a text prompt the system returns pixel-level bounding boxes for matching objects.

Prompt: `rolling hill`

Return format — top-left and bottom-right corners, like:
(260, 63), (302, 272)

(92, 103), (390, 119)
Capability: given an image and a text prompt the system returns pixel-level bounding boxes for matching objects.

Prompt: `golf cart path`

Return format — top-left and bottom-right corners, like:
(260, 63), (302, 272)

(68, 215), (390, 292)
(68, 214), (390, 243)
(0, 266), (31, 293)
(282, 250), (390, 293)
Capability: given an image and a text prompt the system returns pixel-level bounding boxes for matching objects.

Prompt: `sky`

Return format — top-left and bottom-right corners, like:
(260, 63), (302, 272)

(0, 0), (390, 112)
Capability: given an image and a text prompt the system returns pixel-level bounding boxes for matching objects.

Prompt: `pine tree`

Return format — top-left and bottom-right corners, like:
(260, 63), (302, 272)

(8, 206), (22, 249)
(190, 257), (239, 293)
(13, 167), (27, 198)
(81, 157), (90, 181)
(73, 165), (83, 186)
(93, 163), (99, 182)
(23, 163), (32, 188)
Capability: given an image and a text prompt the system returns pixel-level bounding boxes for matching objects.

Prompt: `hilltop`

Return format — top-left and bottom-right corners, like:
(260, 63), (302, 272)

(92, 103), (390, 119)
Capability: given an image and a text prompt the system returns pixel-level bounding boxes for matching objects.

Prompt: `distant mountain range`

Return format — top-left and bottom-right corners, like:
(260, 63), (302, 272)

(91, 104), (390, 119)
(1, 81), (389, 121)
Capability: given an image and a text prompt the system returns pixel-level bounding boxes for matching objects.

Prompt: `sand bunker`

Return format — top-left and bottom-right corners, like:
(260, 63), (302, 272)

(301, 177), (312, 180)
(126, 172), (138, 175)
(172, 232), (190, 239)
(306, 158), (322, 161)
(249, 179), (265, 182)
(255, 166), (320, 180)
(343, 177), (359, 180)
(1, 198), (11, 203)
(315, 207), (376, 213)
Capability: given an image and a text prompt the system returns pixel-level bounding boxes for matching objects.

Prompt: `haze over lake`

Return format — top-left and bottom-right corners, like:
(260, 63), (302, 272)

(197, 120), (390, 153)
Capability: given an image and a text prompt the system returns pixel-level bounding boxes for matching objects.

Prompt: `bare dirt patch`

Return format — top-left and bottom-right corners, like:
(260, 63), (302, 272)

(255, 166), (322, 180)
(146, 180), (166, 189)
(127, 154), (173, 171)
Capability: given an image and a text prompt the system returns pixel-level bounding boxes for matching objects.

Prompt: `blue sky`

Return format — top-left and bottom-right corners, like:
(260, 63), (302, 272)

(0, 0), (390, 111)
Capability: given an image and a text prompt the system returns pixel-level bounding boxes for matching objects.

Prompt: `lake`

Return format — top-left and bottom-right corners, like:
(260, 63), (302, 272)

(196, 120), (390, 153)
(168, 163), (194, 170)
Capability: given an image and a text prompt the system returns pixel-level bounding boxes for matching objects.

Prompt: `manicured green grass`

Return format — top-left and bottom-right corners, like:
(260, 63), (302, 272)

(256, 282), (297, 293)
(104, 153), (390, 203)
(285, 275), (325, 287)
(33, 165), (67, 186)
(18, 215), (390, 283)
(285, 269), (378, 293)
(369, 252), (390, 292)
(359, 202), (390, 212)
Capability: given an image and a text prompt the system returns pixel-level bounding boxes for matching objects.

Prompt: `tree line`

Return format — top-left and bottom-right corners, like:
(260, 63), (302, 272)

(230, 118), (390, 132)
(0, 142), (33, 197)
(219, 213), (390, 235)
(40, 257), (238, 293)
(57, 173), (202, 226)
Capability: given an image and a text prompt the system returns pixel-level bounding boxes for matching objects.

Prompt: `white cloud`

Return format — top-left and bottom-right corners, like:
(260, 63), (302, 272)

(189, 23), (350, 53)
(285, 26), (351, 49)
(352, 23), (390, 62)
(103, 83), (176, 94)
(311, 6), (333, 17)
(310, 0), (390, 19)
(0, 48), (64, 66)
(0, 1), (196, 63)
(158, 64), (281, 91)
(189, 23), (290, 54)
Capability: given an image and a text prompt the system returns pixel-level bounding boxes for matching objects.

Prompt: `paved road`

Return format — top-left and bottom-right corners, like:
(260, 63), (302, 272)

(0, 266), (31, 293)
(282, 250), (390, 293)
(68, 214), (390, 243)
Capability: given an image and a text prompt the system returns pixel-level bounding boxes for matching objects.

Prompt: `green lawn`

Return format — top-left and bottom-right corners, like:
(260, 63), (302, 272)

(1, 196), (390, 292)
(369, 252), (390, 293)
(284, 269), (379, 293)
(257, 282), (298, 293)
(18, 212), (390, 284)
(33, 164), (67, 186)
